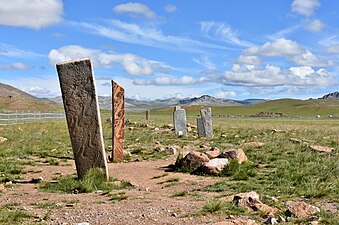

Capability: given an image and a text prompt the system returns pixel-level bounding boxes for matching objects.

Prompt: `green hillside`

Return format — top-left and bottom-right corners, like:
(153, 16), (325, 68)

(150, 98), (339, 117)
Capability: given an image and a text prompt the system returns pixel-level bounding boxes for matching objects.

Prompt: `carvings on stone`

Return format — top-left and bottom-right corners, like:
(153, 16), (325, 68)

(112, 80), (125, 161)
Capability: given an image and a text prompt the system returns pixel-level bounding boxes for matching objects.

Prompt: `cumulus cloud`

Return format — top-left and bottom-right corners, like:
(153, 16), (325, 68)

(113, 2), (156, 19)
(48, 45), (169, 76)
(24, 86), (53, 97)
(0, 0), (63, 29)
(305, 19), (325, 32)
(200, 21), (252, 47)
(221, 64), (333, 87)
(235, 55), (262, 65)
(242, 38), (333, 67)
(165, 4), (177, 13)
(213, 91), (236, 98)
(0, 62), (31, 70)
(291, 0), (320, 16)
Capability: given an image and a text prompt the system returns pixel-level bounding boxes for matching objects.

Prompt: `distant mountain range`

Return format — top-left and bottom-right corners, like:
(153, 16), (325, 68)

(49, 95), (268, 111)
(319, 91), (339, 100)
(0, 82), (338, 111)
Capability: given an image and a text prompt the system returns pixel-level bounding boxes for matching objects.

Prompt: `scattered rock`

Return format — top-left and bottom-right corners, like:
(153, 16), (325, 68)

(155, 141), (161, 145)
(176, 151), (209, 170)
(128, 127), (134, 131)
(154, 146), (165, 152)
(205, 147), (221, 159)
(272, 129), (286, 133)
(0, 137), (7, 144)
(164, 146), (177, 155)
(233, 191), (277, 213)
(167, 123), (174, 129)
(154, 127), (160, 131)
(0, 184), (5, 191)
(202, 158), (229, 175)
(187, 126), (192, 132)
(106, 117), (112, 124)
(264, 217), (278, 224)
(218, 148), (248, 164)
(221, 134), (227, 138)
(290, 138), (302, 143)
(285, 201), (320, 218)
(310, 145), (333, 153)
(182, 144), (198, 152)
(243, 142), (265, 147)
(253, 112), (286, 118)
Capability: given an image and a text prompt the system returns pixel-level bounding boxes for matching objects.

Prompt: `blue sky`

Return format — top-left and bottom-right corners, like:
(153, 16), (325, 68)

(0, 0), (338, 100)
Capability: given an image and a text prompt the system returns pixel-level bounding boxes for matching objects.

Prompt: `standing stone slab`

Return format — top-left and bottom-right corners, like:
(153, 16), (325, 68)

(197, 115), (205, 136)
(146, 110), (150, 121)
(112, 80), (125, 161)
(56, 58), (108, 180)
(200, 108), (213, 137)
(173, 109), (187, 136)
(174, 105), (181, 111)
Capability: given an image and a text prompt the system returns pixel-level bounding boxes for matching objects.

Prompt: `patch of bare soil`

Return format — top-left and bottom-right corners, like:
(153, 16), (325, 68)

(1, 156), (230, 224)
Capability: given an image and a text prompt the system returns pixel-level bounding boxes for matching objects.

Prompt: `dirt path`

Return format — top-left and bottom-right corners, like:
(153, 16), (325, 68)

(1, 157), (227, 225)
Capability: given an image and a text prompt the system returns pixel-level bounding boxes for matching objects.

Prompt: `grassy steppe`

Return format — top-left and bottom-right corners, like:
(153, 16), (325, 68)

(0, 109), (338, 224)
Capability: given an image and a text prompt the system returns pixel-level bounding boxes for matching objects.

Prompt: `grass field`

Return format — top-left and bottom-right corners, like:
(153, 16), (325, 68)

(0, 109), (338, 224)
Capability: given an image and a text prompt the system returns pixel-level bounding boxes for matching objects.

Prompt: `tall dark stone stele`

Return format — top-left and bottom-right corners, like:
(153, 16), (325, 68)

(56, 58), (108, 180)
(111, 80), (125, 161)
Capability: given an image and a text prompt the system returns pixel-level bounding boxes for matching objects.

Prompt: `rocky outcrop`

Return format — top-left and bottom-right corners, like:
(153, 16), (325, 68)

(319, 91), (339, 99)
(218, 148), (248, 164)
(285, 201), (320, 218)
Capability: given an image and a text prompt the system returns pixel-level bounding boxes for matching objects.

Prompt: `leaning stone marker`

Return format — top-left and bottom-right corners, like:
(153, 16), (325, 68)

(198, 108), (213, 137)
(146, 110), (150, 121)
(56, 58), (108, 180)
(173, 108), (187, 136)
(111, 80), (125, 161)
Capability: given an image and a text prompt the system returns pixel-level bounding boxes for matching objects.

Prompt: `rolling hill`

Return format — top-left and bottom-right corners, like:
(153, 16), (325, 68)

(0, 83), (60, 110)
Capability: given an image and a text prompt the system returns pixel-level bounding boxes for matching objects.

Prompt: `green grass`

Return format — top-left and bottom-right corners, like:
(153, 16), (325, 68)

(40, 168), (132, 194)
(200, 199), (248, 215)
(0, 203), (32, 224)
(110, 192), (128, 202)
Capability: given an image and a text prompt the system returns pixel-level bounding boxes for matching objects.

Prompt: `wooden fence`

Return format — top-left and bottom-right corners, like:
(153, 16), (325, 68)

(0, 110), (65, 126)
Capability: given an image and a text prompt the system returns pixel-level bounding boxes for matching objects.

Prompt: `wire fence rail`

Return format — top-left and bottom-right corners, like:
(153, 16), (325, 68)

(0, 110), (65, 126)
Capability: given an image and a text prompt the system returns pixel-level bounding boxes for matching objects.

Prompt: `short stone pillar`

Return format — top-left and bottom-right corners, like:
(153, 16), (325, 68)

(197, 108), (213, 137)
(111, 80), (125, 161)
(173, 106), (187, 136)
(146, 110), (150, 121)
(56, 58), (108, 180)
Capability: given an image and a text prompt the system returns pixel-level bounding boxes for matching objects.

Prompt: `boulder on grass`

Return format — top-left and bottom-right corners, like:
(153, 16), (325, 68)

(0, 137), (7, 144)
(233, 191), (277, 213)
(202, 158), (228, 175)
(218, 148), (248, 164)
(285, 201), (320, 218)
(205, 147), (221, 159)
(176, 151), (209, 170)
(310, 145), (333, 153)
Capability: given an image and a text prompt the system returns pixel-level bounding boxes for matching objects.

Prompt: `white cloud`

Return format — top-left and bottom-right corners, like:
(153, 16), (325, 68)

(200, 21), (252, 47)
(327, 44), (339, 54)
(0, 62), (31, 70)
(24, 86), (53, 97)
(305, 19), (325, 32)
(0, 42), (43, 58)
(220, 64), (332, 87)
(213, 91), (236, 98)
(267, 25), (301, 40)
(48, 45), (169, 76)
(133, 75), (207, 86)
(243, 38), (333, 67)
(192, 55), (215, 69)
(291, 0), (320, 16)
(0, 0), (63, 29)
(71, 20), (229, 53)
(235, 55), (262, 65)
(113, 2), (156, 19)
(165, 4), (177, 13)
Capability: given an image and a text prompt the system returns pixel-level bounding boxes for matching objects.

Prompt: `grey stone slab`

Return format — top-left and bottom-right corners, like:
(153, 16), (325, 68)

(56, 58), (108, 180)
(200, 108), (213, 137)
(197, 115), (205, 136)
(173, 109), (187, 136)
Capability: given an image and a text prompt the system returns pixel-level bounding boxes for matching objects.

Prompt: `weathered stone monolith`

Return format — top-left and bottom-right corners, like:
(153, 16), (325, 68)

(197, 108), (213, 137)
(173, 108), (187, 136)
(56, 58), (108, 180)
(111, 80), (125, 161)
(201, 108), (213, 137)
